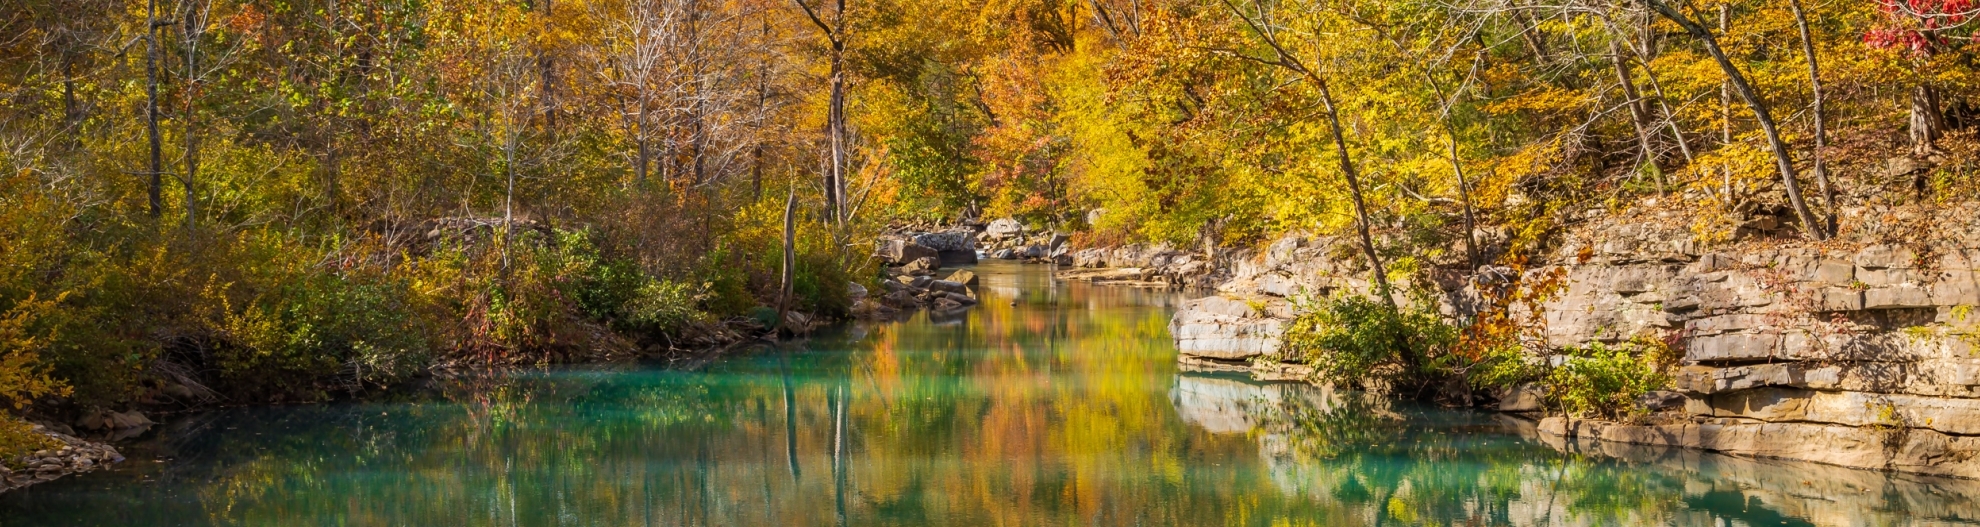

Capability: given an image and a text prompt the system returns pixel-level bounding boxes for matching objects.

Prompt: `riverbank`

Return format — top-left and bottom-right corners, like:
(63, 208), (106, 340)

(16, 258), (1965, 525)
(1042, 200), (1980, 480)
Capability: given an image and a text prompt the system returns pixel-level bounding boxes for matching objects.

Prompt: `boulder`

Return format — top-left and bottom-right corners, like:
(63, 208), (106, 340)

(901, 256), (940, 274)
(944, 270), (978, 288)
(1498, 384), (1545, 412)
(1168, 295), (1292, 360)
(846, 282), (869, 302)
(927, 280), (967, 294)
(875, 239), (940, 265)
(910, 230), (976, 253)
(883, 290), (921, 309)
(985, 218), (1024, 239)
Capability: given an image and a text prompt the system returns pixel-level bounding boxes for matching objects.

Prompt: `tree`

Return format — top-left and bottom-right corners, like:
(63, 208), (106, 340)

(1636, 0), (1828, 240)
(1788, 0), (1835, 229)
(1220, 0), (1397, 309)
(793, 0), (849, 225)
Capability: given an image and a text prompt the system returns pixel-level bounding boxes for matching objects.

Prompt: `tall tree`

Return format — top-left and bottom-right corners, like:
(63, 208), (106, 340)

(1788, 0), (1834, 229)
(793, 0), (848, 226)
(1637, 0), (1827, 240)
(1221, 0), (1397, 309)
(145, 0), (164, 219)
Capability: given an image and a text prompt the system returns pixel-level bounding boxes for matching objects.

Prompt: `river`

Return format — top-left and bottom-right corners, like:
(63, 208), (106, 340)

(3, 260), (1978, 526)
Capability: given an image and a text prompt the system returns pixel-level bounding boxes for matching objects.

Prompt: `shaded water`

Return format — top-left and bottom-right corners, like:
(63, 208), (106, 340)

(4, 260), (1980, 526)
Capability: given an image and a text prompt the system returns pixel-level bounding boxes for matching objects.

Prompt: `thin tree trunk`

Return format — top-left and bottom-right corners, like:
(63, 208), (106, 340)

(1789, 0), (1834, 233)
(503, 137), (518, 270)
(183, 8), (201, 227)
(1510, 9), (1550, 64)
(1311, 75), (1395, 308)
(1718, 6), (1731, 146)
(1627, 51), (1696, 165)
(796, 0), (849, 225)
(540, 0), (558, 132)
(1641, 0), (1827, 241)
(636, 138), (651, 186)
(1611, 40), (1662, 191)
(777, 188), (797, 334)
(827, 46), (846, 225)
(146, 0), (163, 219)
(1221, 0), (1395, 308)
(1384, 36), (1480, 270)
(753, 16), (770, 201)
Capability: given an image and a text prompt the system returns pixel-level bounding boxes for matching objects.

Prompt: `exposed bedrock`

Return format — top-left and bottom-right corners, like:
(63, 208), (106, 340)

(1150, 202), (1980, 478)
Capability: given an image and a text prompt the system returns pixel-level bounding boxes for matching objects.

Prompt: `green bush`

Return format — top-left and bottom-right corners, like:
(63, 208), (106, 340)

(195, 233), (434, 400)
(1282, 293), (1457, 390)
(1545, 343), (1670, 420)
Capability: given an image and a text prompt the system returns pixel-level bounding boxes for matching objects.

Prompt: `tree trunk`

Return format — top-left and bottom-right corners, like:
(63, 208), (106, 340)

(503, 137), (518, 271)
(1220, 0), (1396, 308)
(636, 138), (651, 186)
(1789, 0), (1835, 233)
(145, 0), (163, 219)
(777, 188), (797, 334)
(1718, 6), (1731, 147)
(1641, 0), (1827, 241)
(539, 0), (558, 132)
(1627, 52), (1695, 165)
(1510, 9), (1550, 64)
(1611, 40), (1662, 190)
(183, 9), (201, 228)
(1310, 72), (1397, 309)
(753, 16), (771, 201)
(826, 45), (846, 225)
(1911, 84), (1945, 155)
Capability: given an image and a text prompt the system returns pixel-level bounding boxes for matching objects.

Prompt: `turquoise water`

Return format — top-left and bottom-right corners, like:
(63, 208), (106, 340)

(3, 260), (1978, 526)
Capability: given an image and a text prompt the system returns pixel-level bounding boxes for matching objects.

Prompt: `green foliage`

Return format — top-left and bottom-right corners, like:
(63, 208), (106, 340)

(1454, 342), (1543, 392)
(1545, 342), (1671, 420)
(1282, 293), (1457, 389)
(192, 234), (435, 399)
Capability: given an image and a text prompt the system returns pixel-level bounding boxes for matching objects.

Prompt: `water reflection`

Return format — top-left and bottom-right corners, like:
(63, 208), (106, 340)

(1, 260), (1977, 526)
(1172, 373), (1980, 526)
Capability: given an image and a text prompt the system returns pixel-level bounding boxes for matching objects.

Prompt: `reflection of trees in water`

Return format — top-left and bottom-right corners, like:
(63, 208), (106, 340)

(1187, 376), (1980, 527)
(1184, 377), (1698, 526)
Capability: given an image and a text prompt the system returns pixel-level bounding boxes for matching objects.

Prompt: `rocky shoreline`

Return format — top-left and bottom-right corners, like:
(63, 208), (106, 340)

(1, 424), (124, 493)
(1133, 201), (1980, 479)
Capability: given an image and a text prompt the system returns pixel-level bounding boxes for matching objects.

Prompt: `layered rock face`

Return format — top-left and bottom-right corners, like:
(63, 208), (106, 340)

(1163, 233), (1462, 365)
(1154, 202), (1980, 477)
(1532, 205), (1980, 476)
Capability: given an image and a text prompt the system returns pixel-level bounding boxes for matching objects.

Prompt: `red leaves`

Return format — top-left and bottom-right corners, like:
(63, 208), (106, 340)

(1864, 0), (1979, 55)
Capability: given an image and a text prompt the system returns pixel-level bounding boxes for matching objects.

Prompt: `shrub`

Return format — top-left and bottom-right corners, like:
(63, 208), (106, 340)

(193, 233), (435, 400)
(1545, 342), (1671, 420)
(0, 294), (74, 411)
(1282, 293), (1457, 390)
(0, 292), (71, 463)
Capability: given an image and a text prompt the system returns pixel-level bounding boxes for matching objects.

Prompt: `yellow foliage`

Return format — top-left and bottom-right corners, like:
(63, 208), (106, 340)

(0, 293), (73, 410)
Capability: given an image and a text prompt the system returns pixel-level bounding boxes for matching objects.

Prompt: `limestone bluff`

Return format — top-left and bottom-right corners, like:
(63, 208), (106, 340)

(1098, 200), (1980, 479)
